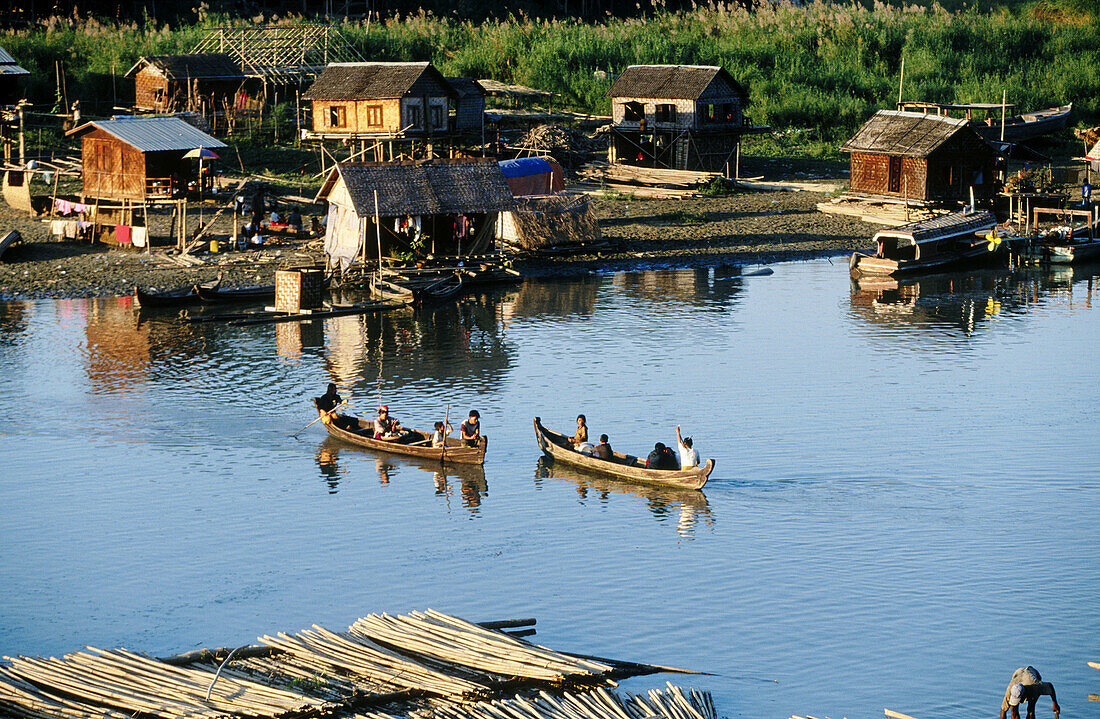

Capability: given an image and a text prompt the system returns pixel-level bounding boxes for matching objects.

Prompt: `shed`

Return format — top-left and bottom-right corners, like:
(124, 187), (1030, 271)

(302, 62), (459, 139)
(446, 77), (486, 133)
(499, 157), (564, 197)
(67, 117), (227, 200)
(606, 65), (757, 172)
(125, 53), (244, 114)
(841, 110), (996, 203)
(0, 46), (30, 104)
(315, 158), (515, 270)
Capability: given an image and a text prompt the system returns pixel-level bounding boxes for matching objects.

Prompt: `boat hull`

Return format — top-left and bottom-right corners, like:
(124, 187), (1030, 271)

(972, 104), (1072, 143)
(319, 406), (487, 465)
(1023, 241), (1100, 265)
(849, 244), (1005, 277)
(196, 285), (276, 303)
(533, 417), (712, 490)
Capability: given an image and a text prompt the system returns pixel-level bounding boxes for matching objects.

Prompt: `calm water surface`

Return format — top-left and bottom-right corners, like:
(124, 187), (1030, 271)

(1, 259), (1098, 719)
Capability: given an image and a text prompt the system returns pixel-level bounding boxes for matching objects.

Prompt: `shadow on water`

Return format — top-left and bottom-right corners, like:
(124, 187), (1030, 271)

(849, 262), (1100, 337)
(314, 436), (488, 512)
(532, 456), (714, 540)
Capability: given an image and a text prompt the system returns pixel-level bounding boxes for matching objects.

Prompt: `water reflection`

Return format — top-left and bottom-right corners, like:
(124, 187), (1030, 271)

(612, 266), (747, 309)
(849, 263), (1100, 336)
(315, 436), (488, 513)
(533, 457), (714, 540)
(0, 302), (27, 345)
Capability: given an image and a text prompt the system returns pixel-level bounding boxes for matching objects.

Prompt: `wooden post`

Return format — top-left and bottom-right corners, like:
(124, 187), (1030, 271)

(904, 177), (909, 222)
(374, 190), (383, 275)
(1000, 90), (1007, 143)
(897, 57), (905, 107)
(16, 102), (24, 166)
(734, 140), (741, 180)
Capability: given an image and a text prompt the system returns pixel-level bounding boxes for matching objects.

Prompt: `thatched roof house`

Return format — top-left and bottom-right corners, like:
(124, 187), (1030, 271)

(0, 46), (29, 104)
(125, 53), (244, 113)
(67, 116), (226, 200)
(303, 62), (465, 140)
(606, 65), (756, 172)
(841, 110), (995, 203)
(315, 158), (514, 269)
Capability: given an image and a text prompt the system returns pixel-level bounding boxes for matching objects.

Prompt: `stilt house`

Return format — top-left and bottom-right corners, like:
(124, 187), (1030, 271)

(841, 110), (996, 203)
(303, 62), (480, 147)
(607, 65), (756, 172)
(315, 158), (514, 270)
(0, 46), (29, 104)
(67, 117), (226, 200)
(125, 53), (244, 114)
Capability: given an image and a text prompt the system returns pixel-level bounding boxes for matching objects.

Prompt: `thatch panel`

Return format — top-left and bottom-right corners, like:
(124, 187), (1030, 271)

(503, 195), (600, 251)
(333, 160), (514, 218)
(609, 65), (747, 103)
(842, 110), (974, 158)
(304, 62), (455, 102)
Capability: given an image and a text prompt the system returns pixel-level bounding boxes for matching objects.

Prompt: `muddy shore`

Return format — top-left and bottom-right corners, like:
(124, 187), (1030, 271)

(0, 187), (876, 300)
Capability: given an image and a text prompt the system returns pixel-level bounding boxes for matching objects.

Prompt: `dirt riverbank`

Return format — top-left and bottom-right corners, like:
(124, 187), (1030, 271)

(0, 187), (877, 300)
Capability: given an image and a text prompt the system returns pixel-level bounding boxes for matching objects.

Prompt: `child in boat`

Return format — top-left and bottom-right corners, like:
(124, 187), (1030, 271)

(460, 410), (481, 447)
(374, 405), (402, 439)
(431, 420), (453, 448)
(569, 414), (589, 447)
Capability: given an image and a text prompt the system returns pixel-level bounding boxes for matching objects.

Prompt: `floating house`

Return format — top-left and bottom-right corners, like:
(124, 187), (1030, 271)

(315, 158), (514, 269)
(607, 65), (757, 172)
(125, 53), (244, 114)
(0, 46), (29, 104)
(67, 116), (226, 200)
(841, 110), (996, 204)
(303, 62), (484, 149)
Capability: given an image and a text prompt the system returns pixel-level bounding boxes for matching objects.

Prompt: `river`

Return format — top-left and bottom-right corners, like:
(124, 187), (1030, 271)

(1, 259), (1098, 719)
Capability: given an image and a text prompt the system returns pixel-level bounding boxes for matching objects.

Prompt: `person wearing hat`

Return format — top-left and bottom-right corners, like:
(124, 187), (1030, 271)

(374, 405), (401, 439)
(1000, 666), (1059, 719)
(676, 425), (699, 469)
(460, 410), (481, 447)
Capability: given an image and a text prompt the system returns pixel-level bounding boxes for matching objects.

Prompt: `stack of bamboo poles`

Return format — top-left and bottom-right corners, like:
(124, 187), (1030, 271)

(411, 683), (715, 719)
(0, 647), (326, 718)
(259, 624), (488, 699)
(351, 610), (613, 685)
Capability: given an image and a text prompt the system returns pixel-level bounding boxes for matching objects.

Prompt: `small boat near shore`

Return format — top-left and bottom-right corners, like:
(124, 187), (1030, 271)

(133, 278), (221, 308)
(849, 210), (1003, 277)
(419, 272), (466, 303)
(1020, 206), (1100, 265)
(195, 283), (276, 303)
(897, 101), (1072, 143)
(370, 275), (418, 304)
(533, 417), (713, 490)
(316, 401), (487, 465)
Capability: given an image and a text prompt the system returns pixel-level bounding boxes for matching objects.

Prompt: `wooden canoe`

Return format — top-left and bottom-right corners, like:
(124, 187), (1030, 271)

(0, 230), (22, 262)
(196, 283), (276, 303)
(419, 272), (466, 303)
(533, 416), (713, 490)
(316, 402), (487, 465)
(370, 276), (418, 304)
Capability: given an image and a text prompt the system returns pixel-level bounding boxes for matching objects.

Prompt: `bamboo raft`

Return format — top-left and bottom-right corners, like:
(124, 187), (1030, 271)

(0, 610), (706, 719)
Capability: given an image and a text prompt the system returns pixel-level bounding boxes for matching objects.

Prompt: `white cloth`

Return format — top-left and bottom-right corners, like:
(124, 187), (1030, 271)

(131, 226), (148, 248)
(577, 442), (595, 456)
(677, 439), (699, 469)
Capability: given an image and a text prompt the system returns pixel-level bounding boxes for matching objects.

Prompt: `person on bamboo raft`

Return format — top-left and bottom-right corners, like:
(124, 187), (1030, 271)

(315, 383), (356, 430)
(569, 414), (588, 447)
(460, 410), (481, 447)
(1001, 667), (1059, 719)
(373, 405), (403, 440)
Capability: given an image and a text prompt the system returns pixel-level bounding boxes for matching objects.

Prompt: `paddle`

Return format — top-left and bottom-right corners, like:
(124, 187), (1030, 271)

(441, 404), (450, 465)
(292, 398), (348, 438)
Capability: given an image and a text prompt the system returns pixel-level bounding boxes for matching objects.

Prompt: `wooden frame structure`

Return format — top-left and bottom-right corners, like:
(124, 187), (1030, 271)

(125, 53), (244, 115)
(190, 24), (365, 85)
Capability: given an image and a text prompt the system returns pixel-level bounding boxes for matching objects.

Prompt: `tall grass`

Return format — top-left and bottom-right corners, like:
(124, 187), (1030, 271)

(4, 1), (1099, 155)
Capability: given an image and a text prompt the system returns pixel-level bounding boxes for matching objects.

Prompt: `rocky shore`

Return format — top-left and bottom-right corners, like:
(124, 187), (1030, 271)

(0, 188), (877, 300)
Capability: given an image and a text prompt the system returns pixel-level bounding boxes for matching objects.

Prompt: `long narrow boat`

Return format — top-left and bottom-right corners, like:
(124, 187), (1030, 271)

(133, 283), (204, 307)
(849, 211), (1002, 277)
(419, 272), (466, 303)
(370, 275), (418, 304)
(533, 416), (713, 490)
(316, 401), (487, 465)
(1021, 206), (1100, 265)
(196, 283), (276, 303)
(972, 104), (1072, 143)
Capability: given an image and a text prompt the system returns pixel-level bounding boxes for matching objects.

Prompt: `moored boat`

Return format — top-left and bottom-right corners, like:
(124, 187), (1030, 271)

(370, 275), (418, 304)
(419, 272), (466, 303)
(316, 401), (487, 465)
(849, 210), (1002, 277)
(897, 102), (1072, 143)
(533, 416), (713, 491)
(1020, 206), (1100, 265)
(195, 283), (276, 303)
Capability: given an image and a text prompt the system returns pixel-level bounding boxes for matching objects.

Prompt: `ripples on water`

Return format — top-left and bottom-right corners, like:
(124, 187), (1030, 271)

(1, 260), (1098, 719)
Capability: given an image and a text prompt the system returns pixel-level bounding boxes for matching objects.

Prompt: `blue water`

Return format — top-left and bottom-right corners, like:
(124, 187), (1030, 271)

(1, 260), (1098, 719)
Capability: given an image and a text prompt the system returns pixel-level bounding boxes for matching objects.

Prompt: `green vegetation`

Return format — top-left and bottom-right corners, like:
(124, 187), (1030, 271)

(654, 210), (710, 224)
(4, 0), (1099, 160)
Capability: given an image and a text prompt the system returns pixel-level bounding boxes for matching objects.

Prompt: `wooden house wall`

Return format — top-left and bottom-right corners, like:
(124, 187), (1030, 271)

(134, 66), (240, 113)
(134, 66), (169, 111)
(81, 129), (147, 200)
(849, 135), (993, 202)
(849, 153), (928, 199)
(454, 96), (484, 132)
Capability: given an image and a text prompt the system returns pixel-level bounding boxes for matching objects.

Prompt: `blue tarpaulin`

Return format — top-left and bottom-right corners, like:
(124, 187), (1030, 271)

(498, 158), (553, 178)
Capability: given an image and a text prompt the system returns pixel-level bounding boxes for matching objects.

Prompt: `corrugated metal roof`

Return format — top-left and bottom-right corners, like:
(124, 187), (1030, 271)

(69, 117), (227, 152)
(841, 110), (975, 158)
(0, 46), (18, 65)
(608, 65), (747, 102)
(0, 64), (29, 76)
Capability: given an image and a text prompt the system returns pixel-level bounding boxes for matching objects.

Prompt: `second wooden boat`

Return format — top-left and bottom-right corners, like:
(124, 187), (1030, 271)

(533, 417), (713, 490)
(419, 272), (466, 303)
(849, 210), (1002, 277)
(196, 283), (276, 303)
(1020, 206), (1100, 265)
(316, 401), (487, 465)
(370, 275), (418, 304)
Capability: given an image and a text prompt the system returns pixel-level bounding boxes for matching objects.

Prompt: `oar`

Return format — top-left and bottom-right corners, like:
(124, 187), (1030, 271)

(292, 398), (348, 438)
(441, 404), (450, 465)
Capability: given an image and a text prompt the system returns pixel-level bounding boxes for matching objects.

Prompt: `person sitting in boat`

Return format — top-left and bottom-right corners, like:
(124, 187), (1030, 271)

(314, 383), (356, 430)
(431, 420), (453, 448)
(593, 434), (613, 461)
(374, 405), (402, 440)
(645, 442), (679, 470)
(460, 410), (481, 447)
(676, 425), (699, 469)
(569, 414), (589, 447)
